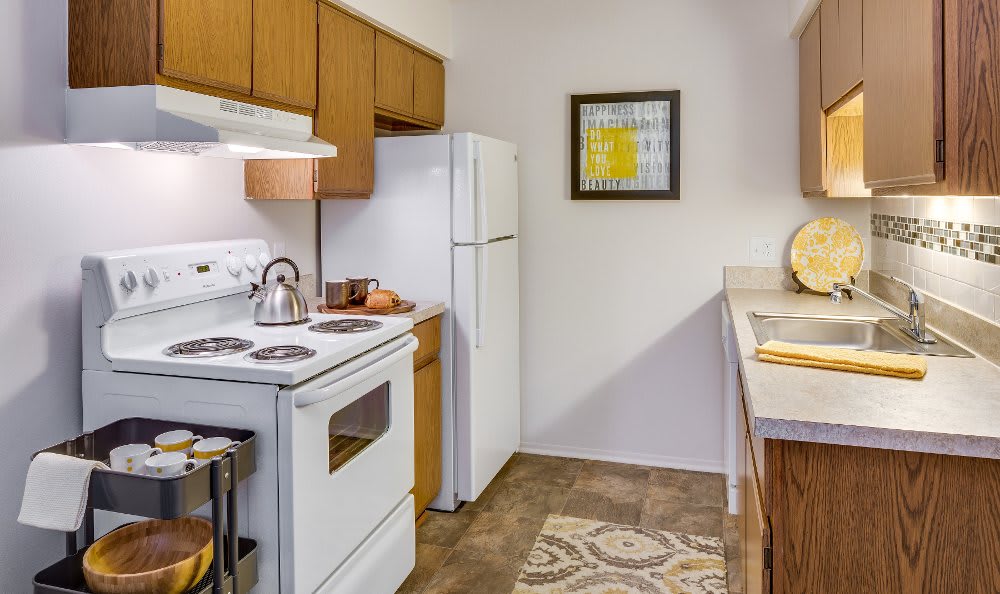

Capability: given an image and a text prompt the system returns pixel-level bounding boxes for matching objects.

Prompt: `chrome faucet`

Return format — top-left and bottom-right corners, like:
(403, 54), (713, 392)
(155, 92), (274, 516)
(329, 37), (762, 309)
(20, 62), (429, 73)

(831, 277), (937, 344)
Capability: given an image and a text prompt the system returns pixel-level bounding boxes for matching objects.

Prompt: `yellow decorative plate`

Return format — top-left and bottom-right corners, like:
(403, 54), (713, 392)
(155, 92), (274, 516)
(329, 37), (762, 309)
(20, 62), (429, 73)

(791, 217), (864, 292)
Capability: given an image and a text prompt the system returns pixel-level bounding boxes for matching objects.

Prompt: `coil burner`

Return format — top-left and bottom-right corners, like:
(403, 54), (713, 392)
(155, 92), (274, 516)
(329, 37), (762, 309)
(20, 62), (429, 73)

(164, 337), (255, 358)
(308, 319), (384, 334)
(244, 345), (318, 364)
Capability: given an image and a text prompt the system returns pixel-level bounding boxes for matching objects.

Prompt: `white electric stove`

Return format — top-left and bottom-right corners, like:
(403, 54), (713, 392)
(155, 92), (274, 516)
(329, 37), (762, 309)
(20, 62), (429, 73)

(81, 239), (418, 593)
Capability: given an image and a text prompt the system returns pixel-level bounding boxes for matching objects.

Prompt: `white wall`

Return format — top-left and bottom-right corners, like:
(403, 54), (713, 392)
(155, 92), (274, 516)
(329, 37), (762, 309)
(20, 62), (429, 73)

(331, 0), (453, 57)
(789, 0), (820, 37)
(446, 0), (871, 471)
(0, 1), (317, 586)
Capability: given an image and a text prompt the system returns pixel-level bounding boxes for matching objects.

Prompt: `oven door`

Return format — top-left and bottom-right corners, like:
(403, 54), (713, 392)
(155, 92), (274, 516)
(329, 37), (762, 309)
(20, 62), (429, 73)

(277, 334), (417, 593)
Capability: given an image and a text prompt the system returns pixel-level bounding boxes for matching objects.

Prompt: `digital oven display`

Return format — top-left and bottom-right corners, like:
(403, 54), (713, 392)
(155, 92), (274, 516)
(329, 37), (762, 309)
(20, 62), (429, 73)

(188, 262), (217, 276)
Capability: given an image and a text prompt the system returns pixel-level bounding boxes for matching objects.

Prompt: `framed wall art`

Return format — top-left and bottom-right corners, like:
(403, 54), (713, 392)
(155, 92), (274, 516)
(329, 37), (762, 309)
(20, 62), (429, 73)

(570, 90), (680, 200)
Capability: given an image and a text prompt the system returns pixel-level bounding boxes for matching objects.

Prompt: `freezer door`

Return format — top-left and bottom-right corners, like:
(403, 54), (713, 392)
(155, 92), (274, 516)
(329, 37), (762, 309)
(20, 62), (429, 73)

(452, 133), (519, 243)
(452, 238), (520, 501)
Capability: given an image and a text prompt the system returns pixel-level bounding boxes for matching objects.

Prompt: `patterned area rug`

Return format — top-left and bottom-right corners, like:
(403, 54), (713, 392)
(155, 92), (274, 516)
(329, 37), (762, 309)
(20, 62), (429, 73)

(512, 515), (726, 594)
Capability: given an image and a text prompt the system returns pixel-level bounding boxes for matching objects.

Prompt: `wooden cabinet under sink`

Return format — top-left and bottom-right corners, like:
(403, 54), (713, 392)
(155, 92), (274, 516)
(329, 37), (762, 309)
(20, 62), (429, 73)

(736, 368), (1000, 592)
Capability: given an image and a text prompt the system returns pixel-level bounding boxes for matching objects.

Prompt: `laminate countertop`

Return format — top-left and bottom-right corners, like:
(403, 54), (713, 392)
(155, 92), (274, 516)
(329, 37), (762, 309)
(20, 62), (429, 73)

(304, 296), (445, 326)
(726, 287), (1000, 460)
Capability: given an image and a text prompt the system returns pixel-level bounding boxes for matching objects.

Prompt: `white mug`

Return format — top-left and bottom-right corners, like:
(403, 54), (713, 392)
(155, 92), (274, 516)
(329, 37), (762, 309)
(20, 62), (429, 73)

(192, 437), (241, 461)
(145, 451), (197, 477)
(154, 429), (203, 456)
(109, 443), (162, 474)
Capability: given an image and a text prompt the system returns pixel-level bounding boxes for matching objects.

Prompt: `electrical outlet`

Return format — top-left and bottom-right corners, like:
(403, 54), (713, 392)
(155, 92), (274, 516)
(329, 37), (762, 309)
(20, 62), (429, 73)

(750, 237), (777, 264)
(273, 240), (286, 258)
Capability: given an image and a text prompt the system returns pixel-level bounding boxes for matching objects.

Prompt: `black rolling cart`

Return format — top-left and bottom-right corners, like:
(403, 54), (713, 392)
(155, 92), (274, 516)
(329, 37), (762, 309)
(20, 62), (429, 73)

(29, 418), (259, 594)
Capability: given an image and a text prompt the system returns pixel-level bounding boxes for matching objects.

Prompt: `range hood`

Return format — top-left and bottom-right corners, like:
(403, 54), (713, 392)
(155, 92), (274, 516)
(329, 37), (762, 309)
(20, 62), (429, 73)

(65, 85), (337, 159)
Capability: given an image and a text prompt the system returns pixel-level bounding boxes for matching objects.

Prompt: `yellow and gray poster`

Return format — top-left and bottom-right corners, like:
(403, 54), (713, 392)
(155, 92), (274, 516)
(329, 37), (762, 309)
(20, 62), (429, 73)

(578, 100), (671, 193)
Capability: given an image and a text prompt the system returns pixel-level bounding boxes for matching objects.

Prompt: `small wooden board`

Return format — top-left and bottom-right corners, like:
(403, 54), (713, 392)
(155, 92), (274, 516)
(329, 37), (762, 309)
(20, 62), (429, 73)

(317, 300), (416, 315)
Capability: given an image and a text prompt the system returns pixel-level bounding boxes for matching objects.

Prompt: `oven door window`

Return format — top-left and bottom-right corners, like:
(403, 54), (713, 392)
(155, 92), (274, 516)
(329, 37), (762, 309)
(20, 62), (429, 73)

(328, 381), (390, 474)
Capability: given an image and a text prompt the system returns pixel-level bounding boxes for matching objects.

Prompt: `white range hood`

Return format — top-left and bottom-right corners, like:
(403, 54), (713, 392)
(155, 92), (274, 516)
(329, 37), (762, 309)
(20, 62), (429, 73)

(66, 85), (337, 159)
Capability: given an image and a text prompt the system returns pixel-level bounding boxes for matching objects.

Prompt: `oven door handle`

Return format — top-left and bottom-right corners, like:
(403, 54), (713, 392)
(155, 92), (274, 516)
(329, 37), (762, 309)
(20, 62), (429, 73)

(293, 334), (419, 408)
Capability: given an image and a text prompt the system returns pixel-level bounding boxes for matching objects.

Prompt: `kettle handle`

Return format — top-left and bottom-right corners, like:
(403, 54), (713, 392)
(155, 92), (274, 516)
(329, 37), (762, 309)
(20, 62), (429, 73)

(261, 257), (300, 285)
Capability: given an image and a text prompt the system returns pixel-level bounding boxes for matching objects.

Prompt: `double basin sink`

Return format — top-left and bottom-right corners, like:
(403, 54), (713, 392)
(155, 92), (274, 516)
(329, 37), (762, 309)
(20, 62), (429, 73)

(747, 312), (974, 358)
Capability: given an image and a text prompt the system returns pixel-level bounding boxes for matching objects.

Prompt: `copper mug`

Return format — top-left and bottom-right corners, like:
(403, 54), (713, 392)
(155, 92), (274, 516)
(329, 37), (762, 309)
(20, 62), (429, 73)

(325, 280), (359, 309)
(347, 277), (379, 305)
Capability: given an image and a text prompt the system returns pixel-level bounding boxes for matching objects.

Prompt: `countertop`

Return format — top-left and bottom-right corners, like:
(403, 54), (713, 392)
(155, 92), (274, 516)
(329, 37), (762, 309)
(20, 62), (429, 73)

(726, 287), (1000, 459)
(304, 295), (445, 325)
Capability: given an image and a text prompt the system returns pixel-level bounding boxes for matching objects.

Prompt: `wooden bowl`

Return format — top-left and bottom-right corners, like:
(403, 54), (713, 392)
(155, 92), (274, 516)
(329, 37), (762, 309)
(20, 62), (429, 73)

(83, 517), (213, 594)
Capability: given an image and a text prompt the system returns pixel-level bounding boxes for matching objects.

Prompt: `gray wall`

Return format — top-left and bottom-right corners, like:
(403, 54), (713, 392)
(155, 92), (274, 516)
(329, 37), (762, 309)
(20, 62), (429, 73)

(0, 1), (317, 587)
(445, 0), (871, 469)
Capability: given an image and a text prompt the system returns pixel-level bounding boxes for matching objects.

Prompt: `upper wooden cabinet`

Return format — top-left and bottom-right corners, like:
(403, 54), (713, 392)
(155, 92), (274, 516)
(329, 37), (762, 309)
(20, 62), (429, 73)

(375, 31), (445, 127)
(413, 52), (446, 126)
(869, 0), (1000, 195)
(799, 0), (1000, 196)
(315, 4), (376, 197)
(159, 0), (253, 93)
(863, 0), (942, 189)
(375, 33), (415, 116)
(69, 0), (313, 116)
(252, 0), (318, 109)
(799, 12), (826, 194)
(820, 0), (863, 109)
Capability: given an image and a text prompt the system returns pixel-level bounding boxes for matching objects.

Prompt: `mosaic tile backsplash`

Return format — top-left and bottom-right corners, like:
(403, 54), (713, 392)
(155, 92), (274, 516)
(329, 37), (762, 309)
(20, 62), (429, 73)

(870, 197), (1000, 325)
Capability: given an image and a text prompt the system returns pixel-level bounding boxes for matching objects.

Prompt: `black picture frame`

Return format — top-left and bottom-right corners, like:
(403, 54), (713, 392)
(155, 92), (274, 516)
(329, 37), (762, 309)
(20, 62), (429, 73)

(570, 90), (681, 201)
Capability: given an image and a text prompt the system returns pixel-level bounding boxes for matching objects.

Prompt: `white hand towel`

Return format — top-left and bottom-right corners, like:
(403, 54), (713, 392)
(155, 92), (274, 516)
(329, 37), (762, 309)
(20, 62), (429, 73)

(18, 452), (109, 532)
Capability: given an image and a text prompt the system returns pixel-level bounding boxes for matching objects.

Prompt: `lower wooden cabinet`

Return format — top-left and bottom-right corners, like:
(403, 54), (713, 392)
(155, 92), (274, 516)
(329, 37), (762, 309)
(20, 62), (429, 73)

(411, 316), (443, 520)
(737, 373), (772, 594)
(738, 363), (1000, 592)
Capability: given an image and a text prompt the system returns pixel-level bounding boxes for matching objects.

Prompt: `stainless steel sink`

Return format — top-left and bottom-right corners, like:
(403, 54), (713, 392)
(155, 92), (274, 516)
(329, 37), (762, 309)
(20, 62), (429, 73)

(747, 312), (974, 358)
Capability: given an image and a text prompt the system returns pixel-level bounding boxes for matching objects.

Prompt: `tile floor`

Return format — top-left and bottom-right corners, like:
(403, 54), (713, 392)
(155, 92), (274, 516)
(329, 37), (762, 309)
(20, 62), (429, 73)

(396, 453), (741, 594)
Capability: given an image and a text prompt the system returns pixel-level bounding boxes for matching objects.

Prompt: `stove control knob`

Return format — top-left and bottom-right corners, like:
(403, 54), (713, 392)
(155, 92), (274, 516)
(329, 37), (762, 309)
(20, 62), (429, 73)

(244, 254), (258, 271)
(120, 270), (138, 293)
(258, 252), (270, 267)
(143, 266), (161, 288)
(226, 255), (242, 276)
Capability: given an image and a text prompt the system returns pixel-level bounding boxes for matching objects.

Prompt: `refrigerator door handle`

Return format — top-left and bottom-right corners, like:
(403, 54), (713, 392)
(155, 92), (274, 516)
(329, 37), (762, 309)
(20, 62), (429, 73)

(474, 140), (489, 244)
(475, 244), (488, 348)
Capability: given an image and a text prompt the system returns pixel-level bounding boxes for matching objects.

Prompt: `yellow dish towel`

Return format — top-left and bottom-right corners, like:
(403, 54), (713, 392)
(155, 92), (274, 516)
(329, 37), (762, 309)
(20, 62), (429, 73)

(755, 341), (927, 379)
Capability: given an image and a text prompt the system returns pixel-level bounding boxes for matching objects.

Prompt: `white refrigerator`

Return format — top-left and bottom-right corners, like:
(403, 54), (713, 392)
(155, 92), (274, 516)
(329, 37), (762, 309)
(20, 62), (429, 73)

(320, 133), (520, 511)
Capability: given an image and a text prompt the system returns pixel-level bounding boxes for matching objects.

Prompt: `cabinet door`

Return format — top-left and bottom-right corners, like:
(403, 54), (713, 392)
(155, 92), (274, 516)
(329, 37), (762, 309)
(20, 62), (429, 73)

(736, 388), (749, 594)
(412, 358), (442, 517)
(316, 5), (375, 197)
(744, 433), (767, 594)
(799, 12), (827, 193)
(159, 0), (252, 93)
(413, 52), (445, 125)
(252, 0), (318, 109)
(375, 32), (414, 116)
(863, 0), (943, 188)
(821, 0), (863, 109)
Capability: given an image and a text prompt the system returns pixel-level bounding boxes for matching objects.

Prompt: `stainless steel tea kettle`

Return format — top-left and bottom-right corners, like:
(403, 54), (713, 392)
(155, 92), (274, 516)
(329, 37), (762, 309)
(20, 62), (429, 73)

(249, 257), (310, 326)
